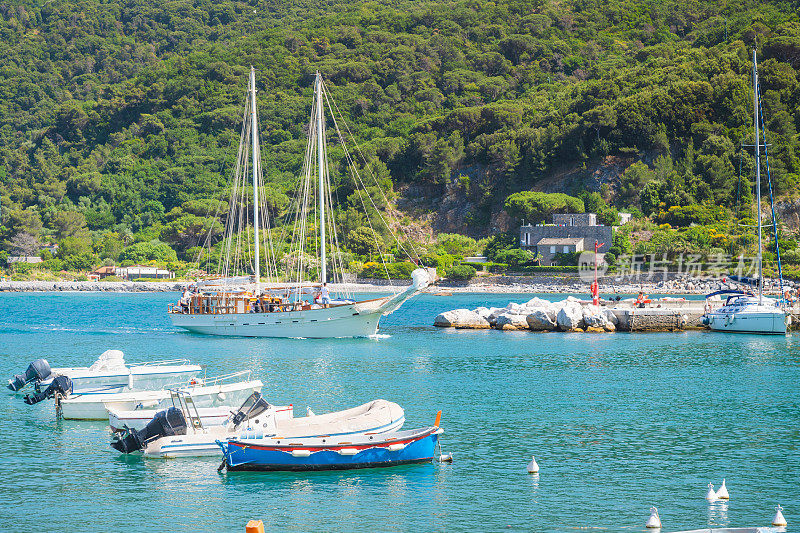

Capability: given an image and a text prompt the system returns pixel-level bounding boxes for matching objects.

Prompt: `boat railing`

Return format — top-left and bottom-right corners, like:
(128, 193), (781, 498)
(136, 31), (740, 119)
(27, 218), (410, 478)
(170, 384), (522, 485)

(134, 358), (194, 367)
(198, 369), (253, 387)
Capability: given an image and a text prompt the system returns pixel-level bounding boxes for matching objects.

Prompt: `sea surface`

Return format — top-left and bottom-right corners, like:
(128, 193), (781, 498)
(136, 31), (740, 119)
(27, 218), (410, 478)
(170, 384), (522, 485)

(0, 292), (797, 532)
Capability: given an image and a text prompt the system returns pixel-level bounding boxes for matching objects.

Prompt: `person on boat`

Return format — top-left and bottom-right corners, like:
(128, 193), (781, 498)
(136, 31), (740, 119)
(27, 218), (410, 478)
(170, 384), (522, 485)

(319, 283), (331, 308)
(179, 288), (191, 313)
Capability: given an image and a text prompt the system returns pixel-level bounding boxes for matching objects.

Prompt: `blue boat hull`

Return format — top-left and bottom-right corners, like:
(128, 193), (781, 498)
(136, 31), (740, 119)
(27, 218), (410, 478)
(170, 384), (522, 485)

(219, 427), (441, 472)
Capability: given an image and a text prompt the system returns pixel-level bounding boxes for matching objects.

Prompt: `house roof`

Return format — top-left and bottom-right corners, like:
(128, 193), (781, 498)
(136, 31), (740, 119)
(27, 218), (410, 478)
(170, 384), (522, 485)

(91, 266), (116, 274)
(536, 238), (584, 246)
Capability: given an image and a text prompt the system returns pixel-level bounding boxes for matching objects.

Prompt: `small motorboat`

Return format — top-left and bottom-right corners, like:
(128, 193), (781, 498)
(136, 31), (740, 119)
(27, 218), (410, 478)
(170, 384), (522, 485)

(108, 394), (293, 431)
(111, 393), (405, 458)
(32, 371), (262, 420)
(8, 350), (202, 393)
(217, 411), (443, 471)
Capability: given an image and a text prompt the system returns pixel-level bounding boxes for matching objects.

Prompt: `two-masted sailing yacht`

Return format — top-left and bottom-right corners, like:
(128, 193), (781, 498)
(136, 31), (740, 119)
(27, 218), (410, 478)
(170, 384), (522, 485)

(703, 51), (790, 334)
(168, 68), (431, 337)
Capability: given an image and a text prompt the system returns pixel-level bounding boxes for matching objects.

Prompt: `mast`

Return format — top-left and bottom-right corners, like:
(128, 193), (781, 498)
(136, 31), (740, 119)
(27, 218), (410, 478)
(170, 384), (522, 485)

(753, 50), (762, 304)
(250, 66), (261, 294)
(316, 72), (327, 284)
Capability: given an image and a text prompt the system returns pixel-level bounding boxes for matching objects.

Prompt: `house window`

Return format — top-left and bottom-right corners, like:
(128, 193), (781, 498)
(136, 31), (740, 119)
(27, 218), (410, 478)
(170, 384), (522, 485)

(563, 246), (569, 253)
(525, 233), (530, 245)
(550, 246), (556, 254)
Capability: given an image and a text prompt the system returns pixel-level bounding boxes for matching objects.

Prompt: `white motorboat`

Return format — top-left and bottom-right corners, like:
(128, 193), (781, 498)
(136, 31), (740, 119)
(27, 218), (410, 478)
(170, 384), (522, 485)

(111, 392), (405, 458)
(167, 68), (431, 338)
(57, 371), (262, 420)
(108, 396), (294, 431)
(703, 51), (790, 335)
(8, 349), (201, 393)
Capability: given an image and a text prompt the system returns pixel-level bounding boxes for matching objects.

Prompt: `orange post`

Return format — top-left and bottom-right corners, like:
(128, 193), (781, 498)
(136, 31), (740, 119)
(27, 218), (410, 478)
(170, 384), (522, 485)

(246, 520), (265, 533)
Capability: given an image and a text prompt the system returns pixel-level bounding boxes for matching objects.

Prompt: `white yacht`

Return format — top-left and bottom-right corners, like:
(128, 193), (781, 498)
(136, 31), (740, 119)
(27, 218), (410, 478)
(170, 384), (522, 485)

(167, 68), (431, 338)
(703, 51), (790, 335)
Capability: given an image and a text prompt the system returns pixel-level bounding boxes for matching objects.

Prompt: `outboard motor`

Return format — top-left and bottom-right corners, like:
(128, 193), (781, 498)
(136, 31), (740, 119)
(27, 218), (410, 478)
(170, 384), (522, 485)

(111, 407), (187, 454)
(23, 375), (72, 405)
(7, 359), (52, 392)
(231, 392), (271, 429)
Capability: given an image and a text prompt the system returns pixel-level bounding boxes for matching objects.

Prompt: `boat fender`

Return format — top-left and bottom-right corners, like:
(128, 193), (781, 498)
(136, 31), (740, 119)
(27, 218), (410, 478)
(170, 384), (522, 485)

(23, 376), (72, 405)
(7, 359), (52, 392)
(111, 407), (187, 454)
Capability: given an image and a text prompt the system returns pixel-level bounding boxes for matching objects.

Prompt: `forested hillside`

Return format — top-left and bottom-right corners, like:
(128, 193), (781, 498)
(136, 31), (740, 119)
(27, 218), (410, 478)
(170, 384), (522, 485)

(1, 0), (799, 278)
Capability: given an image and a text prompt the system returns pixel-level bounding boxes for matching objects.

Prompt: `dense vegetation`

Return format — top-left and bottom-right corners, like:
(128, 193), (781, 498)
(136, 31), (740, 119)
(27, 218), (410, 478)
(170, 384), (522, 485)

(0, 0), (799, 279)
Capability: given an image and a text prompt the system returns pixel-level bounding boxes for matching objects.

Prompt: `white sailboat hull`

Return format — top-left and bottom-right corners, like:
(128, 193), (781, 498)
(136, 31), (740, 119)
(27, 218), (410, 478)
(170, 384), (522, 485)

(706, 310), (789, 334)
(170, 297), (395, 338)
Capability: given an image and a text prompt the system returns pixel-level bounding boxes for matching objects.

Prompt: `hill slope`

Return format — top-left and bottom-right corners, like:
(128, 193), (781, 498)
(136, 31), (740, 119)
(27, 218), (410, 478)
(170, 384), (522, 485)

(0, 0), (799, 262)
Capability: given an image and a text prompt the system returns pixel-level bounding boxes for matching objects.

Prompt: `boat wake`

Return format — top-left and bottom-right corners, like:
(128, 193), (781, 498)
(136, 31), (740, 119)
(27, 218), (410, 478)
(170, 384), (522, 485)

(368, 334), (391, 340)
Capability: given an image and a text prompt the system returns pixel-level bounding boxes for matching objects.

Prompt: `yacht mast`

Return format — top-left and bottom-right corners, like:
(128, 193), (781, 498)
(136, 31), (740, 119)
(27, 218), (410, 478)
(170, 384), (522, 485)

(316, 72), (327, 284)
(250, 66), (261, 294)
(753, 50), (763, 304)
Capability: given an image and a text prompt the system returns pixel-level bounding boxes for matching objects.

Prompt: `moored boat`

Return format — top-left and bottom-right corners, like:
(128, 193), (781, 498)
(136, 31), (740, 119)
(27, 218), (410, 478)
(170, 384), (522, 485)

(702, 51), (791, 335)
(112, 393), (405, 458)
(217, 412), (443, 472)
(8, 350), (201, 394)
(167, 68), (432, 338)
(56, 371), (261, 420)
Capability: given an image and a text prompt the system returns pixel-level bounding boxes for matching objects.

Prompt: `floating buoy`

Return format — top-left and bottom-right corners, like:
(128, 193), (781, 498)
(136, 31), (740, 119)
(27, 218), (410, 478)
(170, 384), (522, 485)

(526, 455), (539, 474)
(306, 407), (315, 416)
(438, 452), (453, 463)
(773, 505), (787, 527)
(646, 507), (662, 529)
(716, 479), (729, 500)
(705, 482), (719, 502)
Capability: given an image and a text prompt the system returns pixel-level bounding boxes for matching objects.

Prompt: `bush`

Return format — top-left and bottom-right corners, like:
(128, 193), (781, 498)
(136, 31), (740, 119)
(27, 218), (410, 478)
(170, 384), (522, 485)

(359, 261), (417, 280)
(446, 264), (476, 281)
(487, 262), (508, 273)
(62, 253), (96, 271)
(461, 261), (486, 271)
(494, 248), (535, 268)
(42, 258), (64, 271)
(118, 241), (178, 264)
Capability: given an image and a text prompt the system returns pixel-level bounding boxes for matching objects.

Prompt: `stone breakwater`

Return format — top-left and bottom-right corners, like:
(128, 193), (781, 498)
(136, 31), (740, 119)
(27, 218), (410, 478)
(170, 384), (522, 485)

(0, 281), (186, 292)
(434, 296), (708, 332)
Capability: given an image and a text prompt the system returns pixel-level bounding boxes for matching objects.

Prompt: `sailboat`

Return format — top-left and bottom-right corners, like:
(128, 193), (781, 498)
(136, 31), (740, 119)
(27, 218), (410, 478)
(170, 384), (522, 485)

(703, 51), (791, 334)
(168, 68), (431, 337)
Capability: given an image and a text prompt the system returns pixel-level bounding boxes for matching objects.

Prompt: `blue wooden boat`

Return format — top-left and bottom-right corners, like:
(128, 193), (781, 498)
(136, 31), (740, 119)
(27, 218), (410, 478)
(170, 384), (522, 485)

(217, 412), (443, 472)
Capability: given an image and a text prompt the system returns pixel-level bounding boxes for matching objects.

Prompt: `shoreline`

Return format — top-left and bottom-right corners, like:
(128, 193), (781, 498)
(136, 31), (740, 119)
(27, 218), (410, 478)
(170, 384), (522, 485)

(0, 278), (787, 296)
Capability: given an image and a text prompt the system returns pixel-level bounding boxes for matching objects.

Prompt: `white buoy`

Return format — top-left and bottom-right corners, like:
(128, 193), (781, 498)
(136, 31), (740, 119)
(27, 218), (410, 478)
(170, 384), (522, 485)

(705, 482), (719, 502)
(438, 452), (453, 463)
(646, 507), (662, 529)
(526, 455), (540, 474)
(716, 479), (729, 500)
(773, 505), (787, 527)
(306, 407), (315, 416)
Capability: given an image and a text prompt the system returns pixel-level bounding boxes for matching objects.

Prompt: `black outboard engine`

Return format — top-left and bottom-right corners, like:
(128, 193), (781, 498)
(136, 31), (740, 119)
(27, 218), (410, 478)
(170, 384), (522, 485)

(23, 376), (72, 405)
(111, 407), (187, 454)
(231, 392), (271, 428)
(8, 359), (52, 392)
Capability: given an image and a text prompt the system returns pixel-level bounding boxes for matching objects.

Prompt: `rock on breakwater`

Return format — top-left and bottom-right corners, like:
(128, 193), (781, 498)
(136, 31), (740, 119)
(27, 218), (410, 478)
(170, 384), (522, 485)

(434, 296), (707, 332)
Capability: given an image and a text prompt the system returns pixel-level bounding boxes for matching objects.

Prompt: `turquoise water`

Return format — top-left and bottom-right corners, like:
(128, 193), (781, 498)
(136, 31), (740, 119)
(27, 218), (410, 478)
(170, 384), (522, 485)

(0, 292), (797, 532)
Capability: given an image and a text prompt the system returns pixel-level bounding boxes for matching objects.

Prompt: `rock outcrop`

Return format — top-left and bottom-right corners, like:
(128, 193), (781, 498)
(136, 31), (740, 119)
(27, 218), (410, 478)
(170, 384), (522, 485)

(433, 309), (491, 329)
